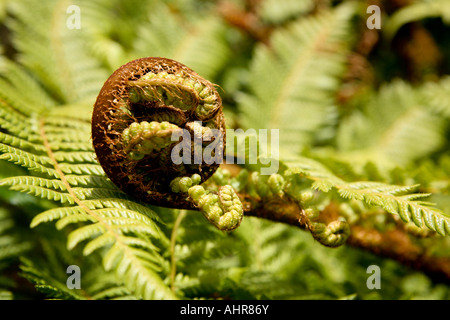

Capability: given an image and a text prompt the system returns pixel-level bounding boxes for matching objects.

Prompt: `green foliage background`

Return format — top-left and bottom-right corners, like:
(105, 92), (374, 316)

(0, 0), (449, 300)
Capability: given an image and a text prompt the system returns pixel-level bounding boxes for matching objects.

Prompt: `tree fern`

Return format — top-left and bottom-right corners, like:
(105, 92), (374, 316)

(0, 0), (449, 301)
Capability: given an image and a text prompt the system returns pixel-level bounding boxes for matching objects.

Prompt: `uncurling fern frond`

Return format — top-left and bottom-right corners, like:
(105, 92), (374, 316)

(0, 85), (176, 299)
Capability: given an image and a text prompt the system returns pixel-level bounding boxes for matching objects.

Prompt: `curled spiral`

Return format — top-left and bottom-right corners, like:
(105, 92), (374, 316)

(308, 220), (349, 247)
(170, 174), (243, 231)
(91, 58), (243, 229)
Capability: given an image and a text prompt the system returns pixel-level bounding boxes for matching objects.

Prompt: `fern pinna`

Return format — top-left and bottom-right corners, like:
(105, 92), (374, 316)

(0, 0), (450, 300)
(0, 66), (175, 299)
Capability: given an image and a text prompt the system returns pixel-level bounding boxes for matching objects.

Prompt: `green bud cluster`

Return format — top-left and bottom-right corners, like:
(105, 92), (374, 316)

(308, 219), (350, 248)
(170, 174), (244, 231)
(170, 174), (202, 193)
(249, 172), (285, 198)
(121, 121), (180, 160)
(127, 70), (220, 119)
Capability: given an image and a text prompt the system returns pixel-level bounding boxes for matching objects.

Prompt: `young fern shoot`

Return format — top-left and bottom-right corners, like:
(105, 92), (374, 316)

(91, 57), (244, 230)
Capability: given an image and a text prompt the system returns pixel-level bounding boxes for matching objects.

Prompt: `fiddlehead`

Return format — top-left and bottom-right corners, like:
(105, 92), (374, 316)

(207, 167), (351, 246)
(92, 58), (243, 230)
(170, 174), (243, 231)
(307, 218), (350, 248)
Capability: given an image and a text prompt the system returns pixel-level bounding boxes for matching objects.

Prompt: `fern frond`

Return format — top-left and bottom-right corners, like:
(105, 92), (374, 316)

(0, 84), (175, 300)
(64, 175), (115, 188)
(0, 152), (58, 178)
(0, 209), (32, 262)
(53, 151), (97, 164)
(0, 143), (51, 166)
(0, 106), (42, 142)
(50, 142), (94, 152)
(58, 164), (104, 176)
(43, 115), (92, 130)
(30, 207), (84, 227)
(0, 58), (52, 115)
(43, 131), (91, 143)
(337, 182), (419, 200)
(7, 0), (108, 103)
(70, 187), (127, 201)
(421, 76), (450, 119)
(77, 0), (157, 71)
(283, 155), (345, 192)
(91, 288), (136, 300)
(283, 156), (450, 235)
(100, 242), (171, 299)
(0, 207), (32, 298)
(19, 254), (136, 300)
(238, 2), (357, 148)
(81, 199), (163, 222)
(4, 183), (74, 204)
(335, 80), (446, 167)
(46, 101), (94, 123)
(258, 0), (315, 24)
(133, 3), (231, 80)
